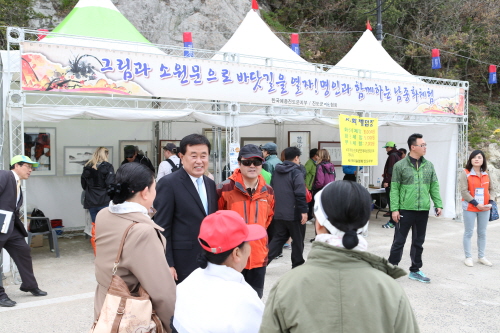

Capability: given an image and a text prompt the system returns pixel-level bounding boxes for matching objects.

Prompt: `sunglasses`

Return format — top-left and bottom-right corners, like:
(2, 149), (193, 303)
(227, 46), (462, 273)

(240, 159), (263, 167)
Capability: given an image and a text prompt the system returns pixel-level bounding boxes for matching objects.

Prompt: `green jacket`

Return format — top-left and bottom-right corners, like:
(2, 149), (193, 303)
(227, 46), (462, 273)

(390, 156), (443, 211)
(263, 155), (281, 175)
(304, 158), (317, 190)
(261, 169), (272, 185)
(259, 242), (420, 333)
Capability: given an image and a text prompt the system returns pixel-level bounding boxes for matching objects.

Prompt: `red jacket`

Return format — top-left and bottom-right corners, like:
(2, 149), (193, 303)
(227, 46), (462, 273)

(217, 169), (275, 269)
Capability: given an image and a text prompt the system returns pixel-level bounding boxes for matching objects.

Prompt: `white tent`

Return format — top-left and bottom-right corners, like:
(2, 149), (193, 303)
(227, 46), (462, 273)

(212, 9), (315, 72)
(329, 29), (417, 82)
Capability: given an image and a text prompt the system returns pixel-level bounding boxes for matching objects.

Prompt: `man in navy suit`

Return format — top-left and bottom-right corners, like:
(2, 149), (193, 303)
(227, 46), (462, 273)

(154, 134), (218, 283)
(0, 156), (47, 307)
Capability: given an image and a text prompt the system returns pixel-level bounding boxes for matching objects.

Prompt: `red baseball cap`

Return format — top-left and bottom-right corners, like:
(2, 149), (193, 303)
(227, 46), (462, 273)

(198, 210), (267, 254)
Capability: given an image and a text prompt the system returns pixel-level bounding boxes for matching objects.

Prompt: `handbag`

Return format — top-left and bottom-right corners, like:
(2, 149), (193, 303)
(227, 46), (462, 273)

(90, 223), (166, 333)
(305, 186), (313, 203)
(29, 208), (49, 233)
(489, 200), (499, 221)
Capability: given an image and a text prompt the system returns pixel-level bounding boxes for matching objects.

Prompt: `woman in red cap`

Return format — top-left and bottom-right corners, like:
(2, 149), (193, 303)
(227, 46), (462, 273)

(173, 210), (267, 333)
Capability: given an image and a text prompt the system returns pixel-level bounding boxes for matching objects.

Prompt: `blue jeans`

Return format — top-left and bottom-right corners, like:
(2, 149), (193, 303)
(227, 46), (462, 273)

(89, 205), (108, 222)
(463, 210), (489, 258)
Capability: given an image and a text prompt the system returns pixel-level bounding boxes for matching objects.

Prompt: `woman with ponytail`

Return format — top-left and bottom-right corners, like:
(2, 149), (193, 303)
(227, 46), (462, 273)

(93, 163), (176, 331)
(173, 210), (267, 333)
(260, 181), (420, 333)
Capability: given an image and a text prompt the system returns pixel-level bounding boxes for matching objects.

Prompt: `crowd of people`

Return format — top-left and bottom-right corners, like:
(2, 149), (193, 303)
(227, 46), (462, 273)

(0, 131), (495, 333)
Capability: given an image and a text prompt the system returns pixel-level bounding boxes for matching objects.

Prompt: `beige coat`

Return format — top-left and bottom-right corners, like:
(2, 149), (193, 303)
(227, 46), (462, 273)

(94, 209), (176, 331)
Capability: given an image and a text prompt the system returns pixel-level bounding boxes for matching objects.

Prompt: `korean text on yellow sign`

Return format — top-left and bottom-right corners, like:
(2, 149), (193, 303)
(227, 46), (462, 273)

(339, 115), (378, 166)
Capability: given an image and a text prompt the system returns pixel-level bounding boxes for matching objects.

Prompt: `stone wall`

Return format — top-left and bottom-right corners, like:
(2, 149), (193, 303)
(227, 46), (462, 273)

(29, 0), (251, 50)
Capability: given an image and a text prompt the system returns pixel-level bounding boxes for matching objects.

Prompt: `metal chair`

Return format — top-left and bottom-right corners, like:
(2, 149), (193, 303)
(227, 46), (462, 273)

(27, 217), (60, 258)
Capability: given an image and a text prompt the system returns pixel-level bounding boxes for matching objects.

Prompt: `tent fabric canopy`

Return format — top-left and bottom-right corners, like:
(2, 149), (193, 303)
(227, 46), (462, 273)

(41, 0), (164, 54)
(212, 10), (315, 71)
(329, 30), (416, 82)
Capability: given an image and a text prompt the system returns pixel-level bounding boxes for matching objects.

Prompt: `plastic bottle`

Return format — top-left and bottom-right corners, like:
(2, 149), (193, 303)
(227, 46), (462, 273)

(377, 178), (381, 188)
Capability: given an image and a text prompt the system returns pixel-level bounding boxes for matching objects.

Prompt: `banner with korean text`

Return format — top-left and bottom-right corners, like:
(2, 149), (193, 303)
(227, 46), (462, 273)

(339, 114), (378, 166)
(21, 42), (464, 115)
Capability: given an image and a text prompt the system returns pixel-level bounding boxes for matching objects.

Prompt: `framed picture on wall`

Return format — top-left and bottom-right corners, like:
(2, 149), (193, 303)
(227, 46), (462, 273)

(240, 137), (276, 148)
(158, 140), (181, 165)
(63, 146), (113, 176)
(119, 140), (153, 164)
(318, 141), (342, 165)
(24, 127), (56, 176)
(288, 131), (310, 165)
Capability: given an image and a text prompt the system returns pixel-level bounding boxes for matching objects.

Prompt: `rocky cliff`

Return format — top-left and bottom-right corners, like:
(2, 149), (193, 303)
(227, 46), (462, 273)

(30, 0), (252, 50)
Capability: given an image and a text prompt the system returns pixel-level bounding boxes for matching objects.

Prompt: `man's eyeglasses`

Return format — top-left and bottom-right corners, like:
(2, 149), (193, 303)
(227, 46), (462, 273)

(23, 164), (33, 170)
(240, 159), (263, 167)
(413, 144), (427, 148)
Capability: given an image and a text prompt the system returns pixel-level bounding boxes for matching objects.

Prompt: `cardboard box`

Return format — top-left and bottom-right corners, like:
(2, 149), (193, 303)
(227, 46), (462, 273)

(30, 234), (43, 248)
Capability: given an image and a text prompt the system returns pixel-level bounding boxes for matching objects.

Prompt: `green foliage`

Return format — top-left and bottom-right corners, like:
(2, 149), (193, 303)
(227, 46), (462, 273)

(468, 104), (500, 146)
(487, 103), (500, 118)
(261, 10), (292, 33)
(59, 0), (79, 14)
(0, 0), (37, 49)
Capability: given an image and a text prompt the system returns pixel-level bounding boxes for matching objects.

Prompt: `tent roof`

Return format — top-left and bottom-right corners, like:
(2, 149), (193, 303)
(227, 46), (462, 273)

(213, 10), (314, 71)
(41, 0), (163, 54)
(329, 30), (414, 81)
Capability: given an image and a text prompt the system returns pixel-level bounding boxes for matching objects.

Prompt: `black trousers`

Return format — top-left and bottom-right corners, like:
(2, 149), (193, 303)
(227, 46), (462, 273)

(385, 186), (395, 222)
(388, 210), (429, 272)
(307, 195), (315, 220)
(0, 227), (39, 299)
(242, 266), (266, 298)
(267, 219), (306, 268)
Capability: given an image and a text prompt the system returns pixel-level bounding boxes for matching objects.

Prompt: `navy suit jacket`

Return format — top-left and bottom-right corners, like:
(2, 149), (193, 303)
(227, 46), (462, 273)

(153, 167), (217, 282)
(0, 170), (27, 242)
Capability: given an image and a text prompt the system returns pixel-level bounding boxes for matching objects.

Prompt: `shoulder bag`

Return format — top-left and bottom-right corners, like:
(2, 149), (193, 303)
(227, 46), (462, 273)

(489, 200), (499, 221)
(89, 223), (166, 333)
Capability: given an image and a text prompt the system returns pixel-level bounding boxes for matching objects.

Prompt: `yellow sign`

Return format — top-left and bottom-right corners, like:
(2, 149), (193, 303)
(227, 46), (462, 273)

(339, 114), (378, 166)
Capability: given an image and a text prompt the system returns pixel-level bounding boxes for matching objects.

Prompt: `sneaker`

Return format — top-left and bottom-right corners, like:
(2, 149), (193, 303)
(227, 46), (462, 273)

(274, 253), (283, 259)
(478, 258), (493, 266)
(383, 212), (391, 217)
(382, 222), (395, 228)
(283, 243), (291, 250)
(464, 258), (473, 267)
(309, 238), (315, 243)
(409, 271), (431, 283)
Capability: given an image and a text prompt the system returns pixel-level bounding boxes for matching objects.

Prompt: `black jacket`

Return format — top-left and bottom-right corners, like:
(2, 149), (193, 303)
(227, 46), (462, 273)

(81, 162), (115, 209)
(271, 161), (308, 221)
(153, 167), (218, 283)
(121, 154), (155, 173)
(383, 148), (401, 184)
(0, 170), (27, 241)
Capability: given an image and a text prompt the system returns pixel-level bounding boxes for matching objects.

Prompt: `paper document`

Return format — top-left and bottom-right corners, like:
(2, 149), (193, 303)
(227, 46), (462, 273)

(0, 209), (13, 234)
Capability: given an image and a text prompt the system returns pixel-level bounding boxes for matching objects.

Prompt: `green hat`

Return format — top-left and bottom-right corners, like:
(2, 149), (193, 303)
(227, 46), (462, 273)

(382, 141), (396, 148)
(10, 155), (39, 167)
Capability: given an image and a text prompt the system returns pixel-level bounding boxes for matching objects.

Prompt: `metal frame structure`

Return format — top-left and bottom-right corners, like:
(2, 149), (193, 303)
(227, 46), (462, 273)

(2, 28), (469, 222)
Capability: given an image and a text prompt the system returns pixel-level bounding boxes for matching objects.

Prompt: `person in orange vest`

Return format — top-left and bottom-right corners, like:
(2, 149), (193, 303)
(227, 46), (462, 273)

(217, 144), (275, 298)
(459, 150), (494, 267)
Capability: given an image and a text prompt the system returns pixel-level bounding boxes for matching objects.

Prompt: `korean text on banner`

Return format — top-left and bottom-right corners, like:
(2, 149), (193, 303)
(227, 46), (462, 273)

(339, 114), (378, 166)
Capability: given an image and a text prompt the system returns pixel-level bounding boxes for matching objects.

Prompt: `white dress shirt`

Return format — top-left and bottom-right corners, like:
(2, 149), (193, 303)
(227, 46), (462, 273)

(173, 263), (264, 333)
(11, 170), (20, 203)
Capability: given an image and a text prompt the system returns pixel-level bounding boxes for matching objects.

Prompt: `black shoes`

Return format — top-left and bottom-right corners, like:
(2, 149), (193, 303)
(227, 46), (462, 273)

(20, 287), (47, 296)
(0, 297), (16, 307)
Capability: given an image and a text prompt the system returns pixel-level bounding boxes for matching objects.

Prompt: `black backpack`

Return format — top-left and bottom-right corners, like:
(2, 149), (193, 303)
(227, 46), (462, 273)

(166, 159), (182, 172)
